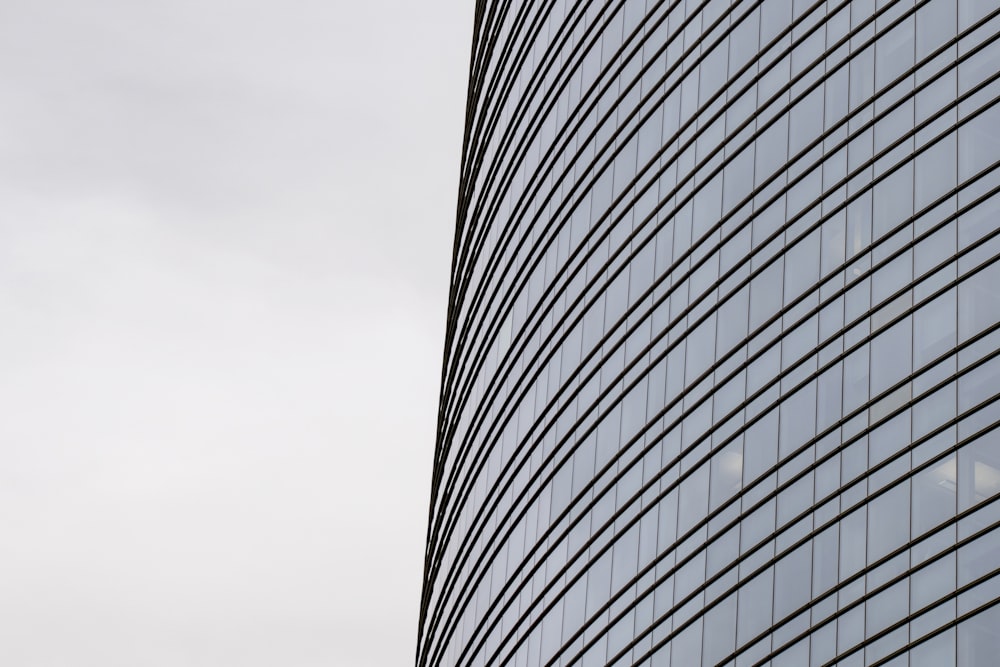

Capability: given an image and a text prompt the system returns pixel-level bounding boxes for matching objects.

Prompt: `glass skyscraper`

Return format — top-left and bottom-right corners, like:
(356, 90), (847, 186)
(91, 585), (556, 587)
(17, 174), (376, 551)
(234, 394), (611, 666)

(418, 1), (1000, 665)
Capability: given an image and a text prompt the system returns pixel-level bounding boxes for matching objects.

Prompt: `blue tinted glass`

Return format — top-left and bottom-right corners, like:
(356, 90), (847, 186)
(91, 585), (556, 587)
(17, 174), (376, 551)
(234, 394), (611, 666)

(420, 3), (1000, 665)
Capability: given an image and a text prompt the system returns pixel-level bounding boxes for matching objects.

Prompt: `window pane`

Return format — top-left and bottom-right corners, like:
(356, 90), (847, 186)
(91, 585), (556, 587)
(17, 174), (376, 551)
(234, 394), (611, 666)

(871, 318), (913, 396)
(958, 261), (1000, 341)
(915, 288), (958, 367)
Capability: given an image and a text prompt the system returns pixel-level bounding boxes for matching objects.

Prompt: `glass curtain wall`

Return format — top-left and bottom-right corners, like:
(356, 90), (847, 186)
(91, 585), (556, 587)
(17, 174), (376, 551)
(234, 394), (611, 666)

(419, 1), (1000, 665)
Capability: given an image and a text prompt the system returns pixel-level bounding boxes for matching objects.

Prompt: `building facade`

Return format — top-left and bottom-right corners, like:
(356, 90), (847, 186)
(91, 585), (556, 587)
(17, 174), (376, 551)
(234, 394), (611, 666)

(419, 1), (1000, 665)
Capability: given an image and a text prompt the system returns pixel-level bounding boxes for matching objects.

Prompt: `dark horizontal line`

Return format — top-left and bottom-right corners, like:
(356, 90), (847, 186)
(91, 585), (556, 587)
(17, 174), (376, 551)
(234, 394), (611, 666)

(421, 3), (1000, 665)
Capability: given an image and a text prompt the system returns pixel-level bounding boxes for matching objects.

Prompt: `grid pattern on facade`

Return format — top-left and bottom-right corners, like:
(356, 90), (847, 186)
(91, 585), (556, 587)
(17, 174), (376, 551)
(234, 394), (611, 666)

(419, 1), (1000, 665)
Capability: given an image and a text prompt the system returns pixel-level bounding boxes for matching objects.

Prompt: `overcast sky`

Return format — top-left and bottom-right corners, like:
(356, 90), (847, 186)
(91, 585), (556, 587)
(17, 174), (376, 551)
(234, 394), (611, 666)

(0, 2), (471, 665)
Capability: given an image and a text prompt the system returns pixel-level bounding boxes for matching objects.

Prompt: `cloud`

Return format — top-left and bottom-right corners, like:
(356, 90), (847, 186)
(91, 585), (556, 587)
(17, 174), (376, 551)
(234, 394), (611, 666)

(0, 0), (470, 664)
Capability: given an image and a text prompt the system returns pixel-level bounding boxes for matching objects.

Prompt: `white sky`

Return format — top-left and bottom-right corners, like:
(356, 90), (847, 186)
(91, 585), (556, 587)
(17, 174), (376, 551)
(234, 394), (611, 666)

(0, 2), (471, 665)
